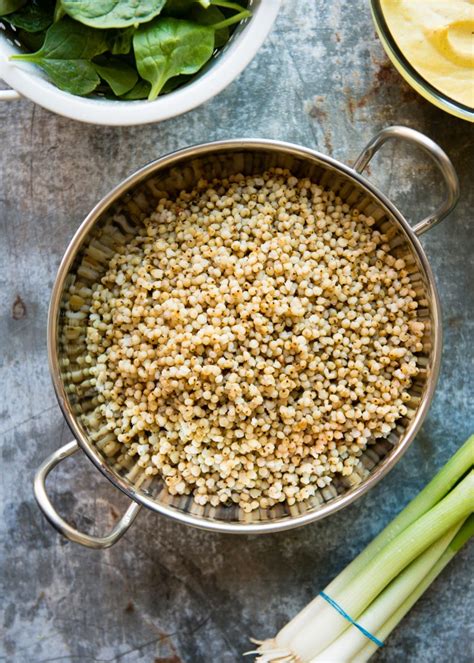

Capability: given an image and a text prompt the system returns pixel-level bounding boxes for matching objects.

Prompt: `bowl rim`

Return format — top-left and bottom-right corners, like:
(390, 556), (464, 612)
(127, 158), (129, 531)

(370, 0), (474, 122)
(0, 0), (281, 126)
(48, 138), (442, 534)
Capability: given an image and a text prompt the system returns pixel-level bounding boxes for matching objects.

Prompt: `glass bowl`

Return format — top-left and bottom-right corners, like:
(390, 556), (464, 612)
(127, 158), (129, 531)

(370, 0), (474, 123)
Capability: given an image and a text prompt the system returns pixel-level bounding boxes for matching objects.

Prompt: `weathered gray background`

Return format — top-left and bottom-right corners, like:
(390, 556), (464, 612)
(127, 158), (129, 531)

(1, 1), (473, 661)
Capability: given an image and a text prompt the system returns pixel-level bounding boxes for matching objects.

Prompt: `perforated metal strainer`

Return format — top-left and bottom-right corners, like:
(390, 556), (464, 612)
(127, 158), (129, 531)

(34, 126), (459, 548)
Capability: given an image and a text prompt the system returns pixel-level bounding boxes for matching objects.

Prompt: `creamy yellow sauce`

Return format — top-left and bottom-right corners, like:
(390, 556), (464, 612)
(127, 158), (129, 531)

(380, 0), (474, 108)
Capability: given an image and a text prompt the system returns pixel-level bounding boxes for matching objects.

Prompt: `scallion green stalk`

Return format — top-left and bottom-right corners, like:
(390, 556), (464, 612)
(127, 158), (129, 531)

(273, 435), (473, 653)
(352, 515), (474, 663)
(283, 471), (473, 660)
(329, 436), (473, 595)
(254, 452), (473, 662)
(310, 520), (466, 662)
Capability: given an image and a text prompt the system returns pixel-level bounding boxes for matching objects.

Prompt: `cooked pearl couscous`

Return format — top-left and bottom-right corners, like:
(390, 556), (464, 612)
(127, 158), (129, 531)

(86, 169), (423, 512)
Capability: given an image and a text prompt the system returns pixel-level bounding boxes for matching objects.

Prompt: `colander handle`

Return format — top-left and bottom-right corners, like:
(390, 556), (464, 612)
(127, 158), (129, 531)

(353, 126), (460, 236)
(0, 85), (20, 101)
(34, 440), (142, 549)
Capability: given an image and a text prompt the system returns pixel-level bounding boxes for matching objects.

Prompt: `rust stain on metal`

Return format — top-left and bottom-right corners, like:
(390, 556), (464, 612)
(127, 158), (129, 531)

(109, 505), (119, 521)
(346, 91), (356, 123)
(12, 295), (27, 320)
(307, 96), (327, 121)
(124, 600), (135, 613)
(356, 59), (418, 109)
(323, 132), (334, 156)
(306, 95), (332, 153)
(154, 657), (182, 663)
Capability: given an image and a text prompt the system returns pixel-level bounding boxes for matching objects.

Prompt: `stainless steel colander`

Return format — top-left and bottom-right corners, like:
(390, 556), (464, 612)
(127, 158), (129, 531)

(34, 126), (459, 548)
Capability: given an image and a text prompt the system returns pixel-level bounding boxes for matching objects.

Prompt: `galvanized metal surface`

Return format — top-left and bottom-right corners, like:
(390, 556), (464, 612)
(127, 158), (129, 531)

(1, 1), (473, 661)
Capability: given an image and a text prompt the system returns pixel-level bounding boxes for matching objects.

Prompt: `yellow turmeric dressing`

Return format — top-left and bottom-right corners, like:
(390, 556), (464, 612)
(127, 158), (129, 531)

(380, 0), (474, 108)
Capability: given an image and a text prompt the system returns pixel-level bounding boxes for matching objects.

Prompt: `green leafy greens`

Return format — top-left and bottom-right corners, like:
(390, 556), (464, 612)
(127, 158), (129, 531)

(93, 57), (138, 95)
(106, 25), (134, 54)
(1, 0), (251, 99)
(0, 0), (27, 15)
(60, 0), (167, 29)
(191, 5), (228, 48)
(11, 17), (109, 94)
(3, 0), (53, 31)
(133, 17), (215, 100)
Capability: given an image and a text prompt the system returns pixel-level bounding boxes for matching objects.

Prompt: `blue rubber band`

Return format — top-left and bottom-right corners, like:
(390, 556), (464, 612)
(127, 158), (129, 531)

(319, 591), (384, 648)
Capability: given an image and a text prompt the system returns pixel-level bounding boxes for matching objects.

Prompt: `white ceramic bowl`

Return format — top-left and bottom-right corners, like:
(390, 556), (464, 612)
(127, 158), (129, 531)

(0, 0), (280, 125)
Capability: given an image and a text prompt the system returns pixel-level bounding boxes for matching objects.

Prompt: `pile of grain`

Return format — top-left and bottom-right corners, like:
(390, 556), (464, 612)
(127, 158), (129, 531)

(85, 169), (423, 512)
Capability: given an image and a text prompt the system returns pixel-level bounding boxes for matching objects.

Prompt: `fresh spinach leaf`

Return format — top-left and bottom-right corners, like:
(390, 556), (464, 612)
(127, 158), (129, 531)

(11, 17), (109, 95)
(133, 17), (214, 100)
(161, 72), (192, 92)
(93, 57), (138, 95)
(4, 0), (54, 32)
(61, 0), (167, 29)
(0, 0), (27, 16)
(191, 4), (228, 48)
(7, 0), (250, 100)
(162, 0), (195, 17)
(12, 16), (109, 59)
(37, 58), (100, 94)
(119, 78), (150, 99)
(211, 1), (248, 11)
(206, 1), (250, 31)
(107, 26), (134, 55)
(53, 0), (65, 22)
(17, 27), (47, 50)
(165, 1), (248, 39)
(119, 72), (192, 99)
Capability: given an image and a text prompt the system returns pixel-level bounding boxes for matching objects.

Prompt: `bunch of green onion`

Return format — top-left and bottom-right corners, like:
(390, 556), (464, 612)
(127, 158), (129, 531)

(250, 435), (473, 662)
